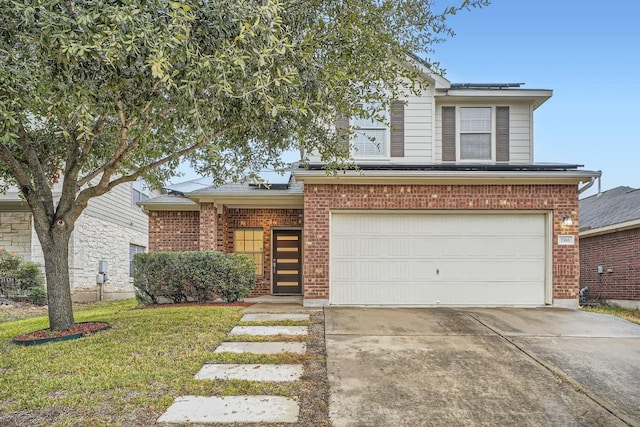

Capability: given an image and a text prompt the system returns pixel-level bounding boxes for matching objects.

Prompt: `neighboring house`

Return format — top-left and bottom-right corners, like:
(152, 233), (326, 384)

(141, 62), (600, 308)
(579, 186), (640, 309)
(0, 179), (152, 302)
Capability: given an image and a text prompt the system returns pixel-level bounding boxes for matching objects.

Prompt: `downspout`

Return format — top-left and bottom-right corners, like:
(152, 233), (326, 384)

(578, 172), (601, 195)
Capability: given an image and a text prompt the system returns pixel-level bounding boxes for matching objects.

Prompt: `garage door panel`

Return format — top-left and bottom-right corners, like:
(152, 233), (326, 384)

(331, 212), (547, 305)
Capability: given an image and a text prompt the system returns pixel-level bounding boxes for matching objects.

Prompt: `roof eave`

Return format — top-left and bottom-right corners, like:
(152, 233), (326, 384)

(579, 218), (640, 238)
(435, 89), (553, 109)
(137, 202), (200, 211)
(188, 194), (304, 209)
(293, 170), (600, 185)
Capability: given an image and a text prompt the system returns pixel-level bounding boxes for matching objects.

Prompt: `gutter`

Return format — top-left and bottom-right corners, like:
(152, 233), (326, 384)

(294, 169), (602, 185)
(578, 173), (601, 194)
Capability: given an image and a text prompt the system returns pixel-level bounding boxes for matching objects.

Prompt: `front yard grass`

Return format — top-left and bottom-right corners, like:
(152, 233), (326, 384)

(0, 300), (245, 426)
(581, 304), (640, 325)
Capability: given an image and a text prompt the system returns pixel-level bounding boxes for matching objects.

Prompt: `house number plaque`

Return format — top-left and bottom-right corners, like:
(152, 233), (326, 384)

(557, 235), (575, 245)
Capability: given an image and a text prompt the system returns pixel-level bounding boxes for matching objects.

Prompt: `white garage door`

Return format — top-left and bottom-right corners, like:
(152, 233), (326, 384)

(330, 212), (548, 305)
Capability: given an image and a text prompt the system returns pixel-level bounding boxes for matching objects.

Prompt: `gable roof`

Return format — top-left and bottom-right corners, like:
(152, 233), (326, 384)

(580, 186), (640, 234)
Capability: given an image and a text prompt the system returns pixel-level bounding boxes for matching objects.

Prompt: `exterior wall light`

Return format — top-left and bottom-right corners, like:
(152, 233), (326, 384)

(562, 216), (574, 227)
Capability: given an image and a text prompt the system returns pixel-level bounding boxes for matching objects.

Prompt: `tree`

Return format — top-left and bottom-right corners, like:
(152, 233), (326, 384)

(0, 0), (487, 331)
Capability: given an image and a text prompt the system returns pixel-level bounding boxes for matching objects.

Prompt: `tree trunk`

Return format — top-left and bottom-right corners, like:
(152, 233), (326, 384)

(39, 226), (75, 332)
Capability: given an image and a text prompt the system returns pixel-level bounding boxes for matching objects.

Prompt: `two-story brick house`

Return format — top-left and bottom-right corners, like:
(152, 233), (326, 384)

(141, 64), (600, 308)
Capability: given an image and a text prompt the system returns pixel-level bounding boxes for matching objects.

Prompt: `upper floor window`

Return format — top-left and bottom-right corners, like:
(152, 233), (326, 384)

(132, 179), (150, 206)
(336, 100), (405, 160)
(442, 105), (509, 163)
(351, 106), (389, 159)
(460, 107), (492, 160)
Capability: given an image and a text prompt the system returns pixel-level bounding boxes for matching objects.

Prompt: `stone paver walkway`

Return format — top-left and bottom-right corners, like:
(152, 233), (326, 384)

(229, 325), (308, 336)
(195, 364), (303, 382)
(214, 341), (307, 354)
(157, 395), (299, 424)
(158, 309), (311, 424)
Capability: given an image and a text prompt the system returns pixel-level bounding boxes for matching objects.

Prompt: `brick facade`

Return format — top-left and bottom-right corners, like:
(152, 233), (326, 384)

(303, 183), (580, 303)
(148, 207), (303, 297)
(199, 203), (218, 251)
(148, 211), (200, 252)
(147, 184), (581, 304)
(580, 228), (640, 302)
(219, 208), (304, 296)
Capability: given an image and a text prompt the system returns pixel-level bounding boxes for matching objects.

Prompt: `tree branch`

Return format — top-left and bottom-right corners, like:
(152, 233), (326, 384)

(15, 124), (56, 218)
(71, 125), (234, 225)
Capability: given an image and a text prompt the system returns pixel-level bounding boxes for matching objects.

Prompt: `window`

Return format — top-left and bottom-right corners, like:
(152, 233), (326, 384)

(442, 106), (510, 163)
(132, 179), (150, 206)
(129, 244), (146, 277)
(460, 107), (492, 160)
(234, 228), (264, 275)
(351, 104), (389, 159)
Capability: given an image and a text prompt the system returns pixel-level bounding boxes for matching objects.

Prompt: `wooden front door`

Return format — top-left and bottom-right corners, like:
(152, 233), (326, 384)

(272, 230), (302, 295)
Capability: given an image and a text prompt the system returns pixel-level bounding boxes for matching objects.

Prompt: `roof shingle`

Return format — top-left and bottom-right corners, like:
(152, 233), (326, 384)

(579, 186), (640, 230)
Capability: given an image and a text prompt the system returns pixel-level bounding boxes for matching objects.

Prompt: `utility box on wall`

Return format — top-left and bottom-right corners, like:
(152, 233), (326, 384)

(98, 260), (108, 274)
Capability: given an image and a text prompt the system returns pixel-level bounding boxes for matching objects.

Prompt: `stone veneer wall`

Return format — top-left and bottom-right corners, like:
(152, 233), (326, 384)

(580, 227), (640, 303)
(70, 214), (148, 302)
(0, 212), (32, 261)
(302, 183), (580, 303)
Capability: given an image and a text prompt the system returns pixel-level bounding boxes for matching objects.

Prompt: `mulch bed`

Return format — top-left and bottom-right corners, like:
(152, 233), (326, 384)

(12, 322), (111, 346)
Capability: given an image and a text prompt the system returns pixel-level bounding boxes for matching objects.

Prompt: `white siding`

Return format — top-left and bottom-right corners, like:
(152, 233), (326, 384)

(509, 103), (533, 163)
(330, 212), (547, 305)
(85, 182), (149, 234)
(393, 86), (435, 163)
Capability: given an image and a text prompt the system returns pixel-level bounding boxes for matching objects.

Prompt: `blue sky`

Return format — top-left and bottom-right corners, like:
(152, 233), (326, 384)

(433, 0), (640, 196)
(177, 1), (639, 196)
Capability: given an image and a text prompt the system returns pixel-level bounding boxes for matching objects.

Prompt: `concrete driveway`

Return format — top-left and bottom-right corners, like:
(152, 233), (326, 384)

(325, 307), (640, 427)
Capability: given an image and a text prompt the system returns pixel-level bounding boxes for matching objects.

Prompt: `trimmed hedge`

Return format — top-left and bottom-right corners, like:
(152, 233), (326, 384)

(133, 251), (256, 304)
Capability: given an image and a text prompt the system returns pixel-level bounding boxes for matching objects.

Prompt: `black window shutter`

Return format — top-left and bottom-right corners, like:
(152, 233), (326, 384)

(442, 106), (456, 162)
(496, 106), (510, 162)
(390, 100), (405, 157)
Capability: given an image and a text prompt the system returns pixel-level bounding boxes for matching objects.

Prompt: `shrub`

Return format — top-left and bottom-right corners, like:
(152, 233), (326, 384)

(180, 251), (226, 303)
(0, 249), (44, 300)
(0, 249), (21, 272)
(217, 253), (256, 303)
(28, 286), (47, 306)
(133, 252), (185, 304)
(133, 251), (256, 304)
(15, 262), (44, 290)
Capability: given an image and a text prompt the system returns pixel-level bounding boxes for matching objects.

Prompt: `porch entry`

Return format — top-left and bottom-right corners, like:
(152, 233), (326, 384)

(272, 230), (302, 295)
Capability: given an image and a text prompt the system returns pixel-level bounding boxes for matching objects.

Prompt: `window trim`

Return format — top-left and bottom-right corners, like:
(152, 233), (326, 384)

(233, 228), (264, 277)
(456, 106), (496, 163)
(129, 244), (146, 278)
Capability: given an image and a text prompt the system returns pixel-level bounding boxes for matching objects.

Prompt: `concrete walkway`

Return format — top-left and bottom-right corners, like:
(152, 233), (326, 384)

(158, 310), (310, 424)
